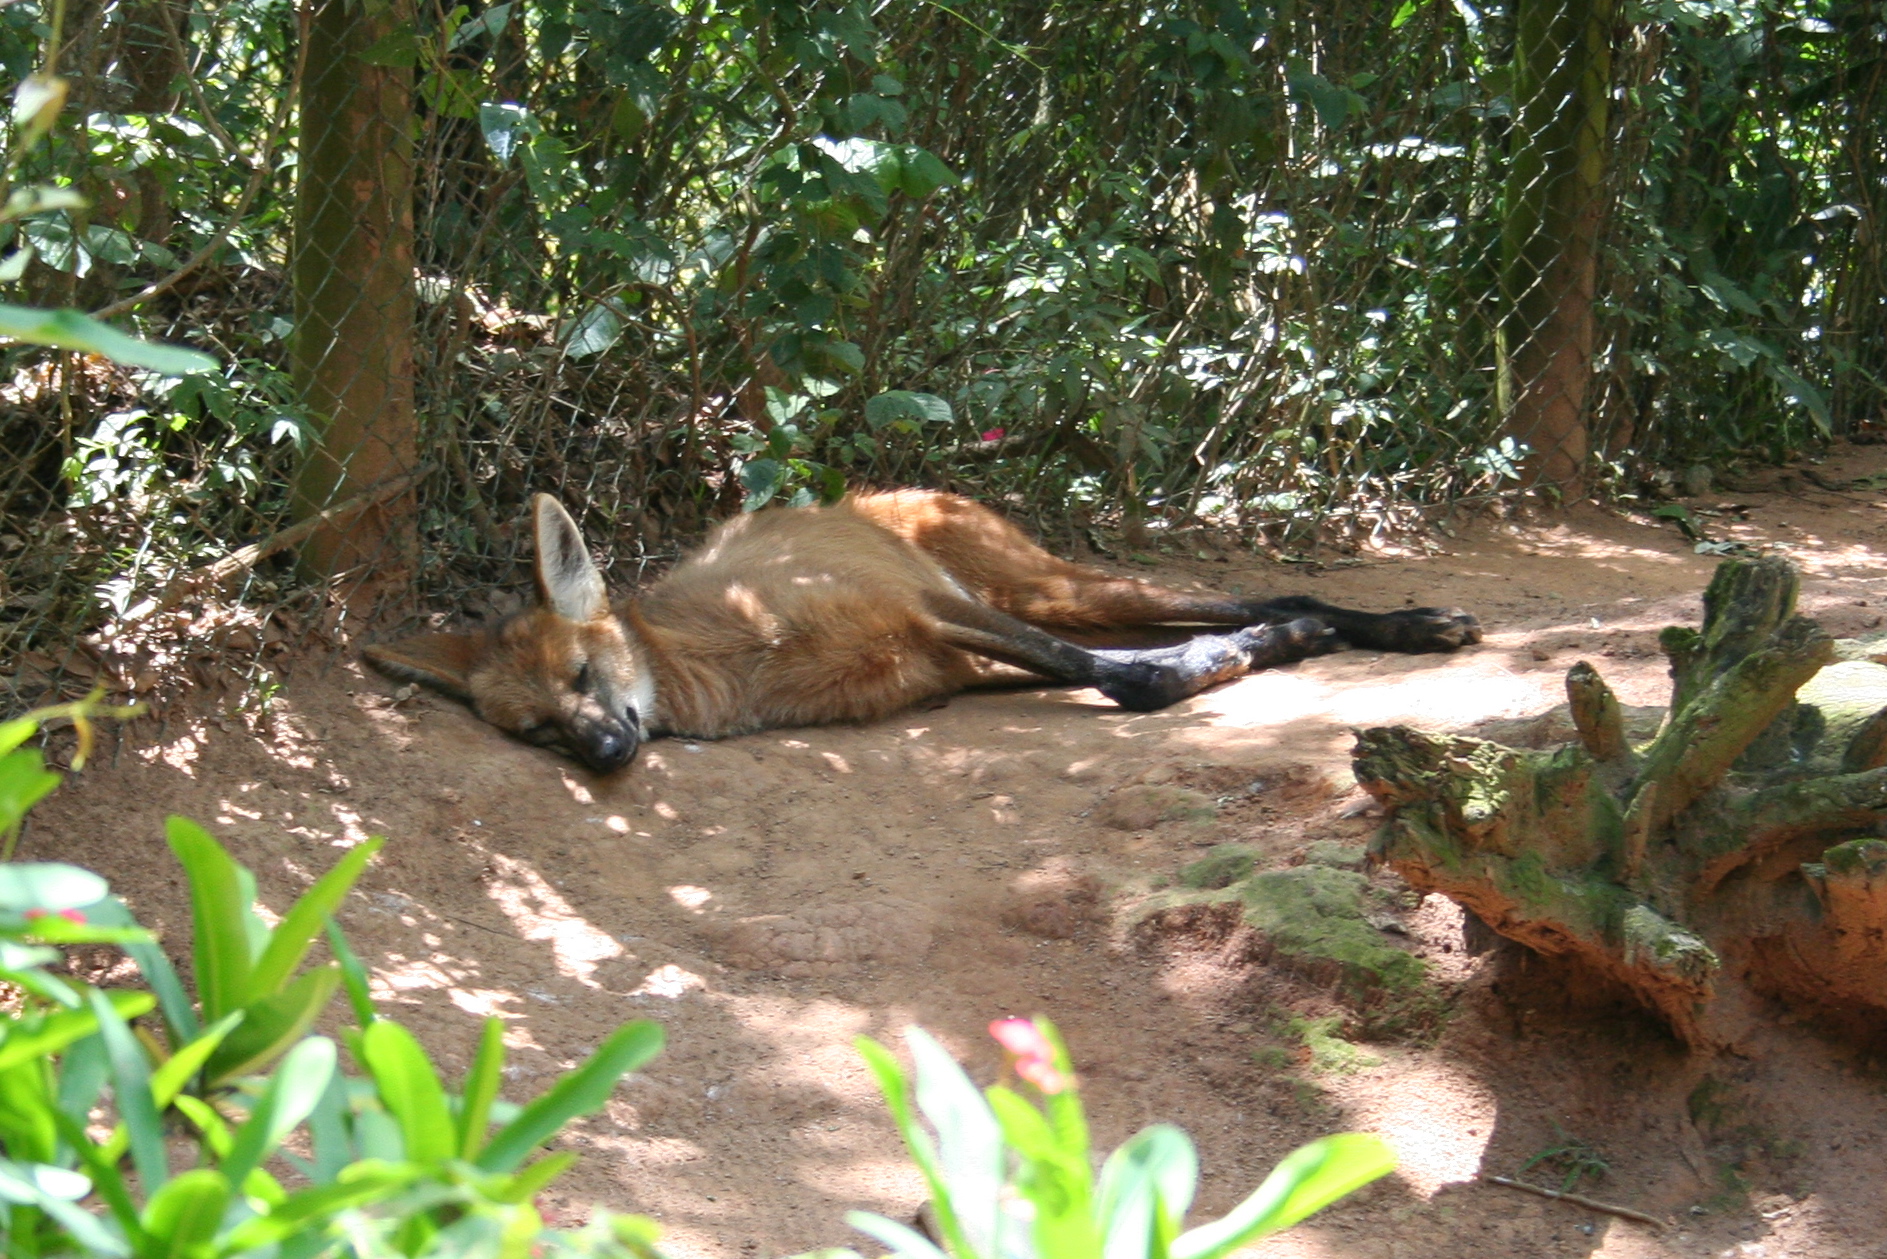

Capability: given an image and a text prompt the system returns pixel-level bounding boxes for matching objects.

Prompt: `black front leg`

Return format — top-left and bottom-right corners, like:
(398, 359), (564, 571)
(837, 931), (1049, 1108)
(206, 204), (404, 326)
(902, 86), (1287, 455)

(1089, 619), (1337, 710)
(1243, 596), (1481, 654)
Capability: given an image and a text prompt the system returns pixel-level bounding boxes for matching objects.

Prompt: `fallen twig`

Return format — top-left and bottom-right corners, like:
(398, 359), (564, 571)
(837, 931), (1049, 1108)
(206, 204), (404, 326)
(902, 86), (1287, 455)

(146, 468), (427, 617)
(1479, 1174), (1666, 1230)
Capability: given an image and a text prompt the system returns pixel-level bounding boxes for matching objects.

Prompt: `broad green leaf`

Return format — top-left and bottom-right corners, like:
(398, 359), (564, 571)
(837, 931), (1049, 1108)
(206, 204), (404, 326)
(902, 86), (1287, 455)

(0, 303), (215, 374)
(0, 715), (37, 758)
(358, 1019), (455, 1164)
(166, 816), (256, 1021)
(220, 1165), (422, 1250)
(11, 74), (67, 146)
(458, 1016), (506, 1159)
(326, 919), (377, 1027)
(856, 1036), (972, 1258)
(247, 835), (383, 999)
(149, 1011), (244, 1107)
(987, 1088), (1097, 1258)
(493, 1150), (577, 1203)
(562, 301), (625, 358)
(476, 1020), (663, 1172)
(0, 991), (152, 1072)
(1171, 1134), (1395, 1259)
(739, 458), (786, 510)
(140, 1167), (232, 1254)
(220, 1036), (337, 1189)
(204, 966), (341, 1084)
(1097, 1125), (1197, 1259)
(173, 1094), (233, 1159)
(480, 101), (538, 164)
(86, 897), (198, 1040)
(863, 390), (951, 432)
(844, 1211), (952, 1259)
(92, 988), (168, 1193)
(0, 1157), (126, 1254)
(908, 1028), (1003, 1256)
(0, 751), (63, 836)
(359, 26), (420, 67)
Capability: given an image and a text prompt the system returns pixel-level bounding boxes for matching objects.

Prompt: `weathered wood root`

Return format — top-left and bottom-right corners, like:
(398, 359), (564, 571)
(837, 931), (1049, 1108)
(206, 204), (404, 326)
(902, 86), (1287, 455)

(1355, 555), (1887, 1046)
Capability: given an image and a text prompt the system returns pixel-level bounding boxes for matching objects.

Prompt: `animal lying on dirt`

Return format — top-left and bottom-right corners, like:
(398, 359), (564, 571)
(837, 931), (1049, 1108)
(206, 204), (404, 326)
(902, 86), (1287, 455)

(365, 490), (1480, 772)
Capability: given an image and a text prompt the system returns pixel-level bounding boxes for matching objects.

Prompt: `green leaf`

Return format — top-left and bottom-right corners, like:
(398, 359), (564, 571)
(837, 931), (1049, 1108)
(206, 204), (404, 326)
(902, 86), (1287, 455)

(1096, 1125), (1197, 1259)
(0, 992), (152, 1073)
(0, 303), (215, 375)
(0, 1157), (127, 1255)
(864, 390), (952, 432)
(493, 1150), (576, 1203)
(739, 458), (787, 510)
(1171, 1134), (1395, 1259)
(0, 715), (38, 758)
(476, 1020), (663, 1172)
(173, 1094), (233, 1159)
(166, 816), (257, 1021)
(856, 1036), (979, 1258)
(562, 301), (625, 359)
(0, 750), (62, 836)
(895, 147), (956, 198)
(845, 1211), (952, 1259)
(359, 26), (420, 67)
(148, 1011), (244, 1107)
(0, 862), (105, 913)
(140, 1167), (232, 1255)
(86, 896), (198, 1041)
(204, 966), (341, 1085)
(247, 835), (382, 1000)
(92, 988), (168, 1193)
(219, 1036), (337, 1189)
(326, 919), (377, 1027)
(907, 1028), (1003, 1255)
(11, 74), (67, 147)
(358, 1019), (455, 1164)
(458, 1017), (506, 1159)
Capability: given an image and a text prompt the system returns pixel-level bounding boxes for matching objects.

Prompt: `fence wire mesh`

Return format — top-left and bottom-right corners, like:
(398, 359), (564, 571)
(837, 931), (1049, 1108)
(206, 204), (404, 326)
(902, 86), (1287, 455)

(0, 0), (1880, 715)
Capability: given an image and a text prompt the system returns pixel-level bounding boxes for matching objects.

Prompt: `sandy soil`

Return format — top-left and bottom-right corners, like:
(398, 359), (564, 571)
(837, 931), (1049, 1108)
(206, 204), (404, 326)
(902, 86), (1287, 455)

(28, 445), (1887, 1259)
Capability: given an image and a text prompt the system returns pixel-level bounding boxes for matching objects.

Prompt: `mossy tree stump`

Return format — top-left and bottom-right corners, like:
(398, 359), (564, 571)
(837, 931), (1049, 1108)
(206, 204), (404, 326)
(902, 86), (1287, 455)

(1353, 556), (1887, 1045)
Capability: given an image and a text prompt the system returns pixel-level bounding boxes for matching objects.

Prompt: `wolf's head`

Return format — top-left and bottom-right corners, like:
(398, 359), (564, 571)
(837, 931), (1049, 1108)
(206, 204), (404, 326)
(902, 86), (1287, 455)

(365, 495), (654, 773)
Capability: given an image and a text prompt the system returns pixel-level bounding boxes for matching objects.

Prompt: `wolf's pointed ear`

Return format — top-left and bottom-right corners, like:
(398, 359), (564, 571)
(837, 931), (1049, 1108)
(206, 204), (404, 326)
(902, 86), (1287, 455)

(532, 493), (608, 621)
(364, 633), (483, 701)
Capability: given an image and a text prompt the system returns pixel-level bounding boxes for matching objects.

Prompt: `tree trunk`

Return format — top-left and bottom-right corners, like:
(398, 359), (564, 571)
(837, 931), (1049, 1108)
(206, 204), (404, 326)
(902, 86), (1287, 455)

(1499, 0), (1615, 497)
(1355, 556), (1887, 1046)
(291, 0), (419, 577)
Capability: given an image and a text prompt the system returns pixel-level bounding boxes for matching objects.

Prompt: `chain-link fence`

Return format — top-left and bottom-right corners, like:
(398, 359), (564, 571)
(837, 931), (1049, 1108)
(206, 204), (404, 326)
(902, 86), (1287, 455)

(0, 0), (1879, 713)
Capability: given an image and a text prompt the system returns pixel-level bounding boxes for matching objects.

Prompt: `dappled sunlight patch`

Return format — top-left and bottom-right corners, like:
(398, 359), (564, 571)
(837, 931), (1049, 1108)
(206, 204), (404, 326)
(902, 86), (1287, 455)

(1323, 1058), (1494, 1196)
(631, 963), (706, 999)
(484, 850), (625, 984)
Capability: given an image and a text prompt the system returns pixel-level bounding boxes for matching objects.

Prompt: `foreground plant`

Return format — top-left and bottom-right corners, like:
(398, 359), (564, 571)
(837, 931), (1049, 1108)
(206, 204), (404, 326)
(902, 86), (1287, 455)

(0, 707), (671, 1257)
(846, 1017), (1396, 1259)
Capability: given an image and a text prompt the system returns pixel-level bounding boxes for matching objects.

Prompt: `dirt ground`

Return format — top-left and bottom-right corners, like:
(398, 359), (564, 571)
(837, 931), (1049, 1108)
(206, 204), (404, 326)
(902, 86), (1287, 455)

(29, 445), (1887, 1259)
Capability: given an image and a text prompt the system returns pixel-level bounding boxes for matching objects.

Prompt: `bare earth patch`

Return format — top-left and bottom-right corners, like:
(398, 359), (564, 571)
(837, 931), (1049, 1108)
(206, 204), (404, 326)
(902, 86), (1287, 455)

(30, 445), (1887, 1259)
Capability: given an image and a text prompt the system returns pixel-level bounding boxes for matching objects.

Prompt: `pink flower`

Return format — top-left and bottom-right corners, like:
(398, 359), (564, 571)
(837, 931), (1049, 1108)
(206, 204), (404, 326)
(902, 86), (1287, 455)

(989, 1018), (1072, 1094)
(980, 428), (1006, 442)
(25, 909), (86, 924)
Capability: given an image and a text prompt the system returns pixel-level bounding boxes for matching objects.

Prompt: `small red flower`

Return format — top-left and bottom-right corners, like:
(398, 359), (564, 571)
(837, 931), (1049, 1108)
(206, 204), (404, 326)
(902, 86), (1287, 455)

(980, 428), (1006, 442)
(989, 1018), (1072, 1094)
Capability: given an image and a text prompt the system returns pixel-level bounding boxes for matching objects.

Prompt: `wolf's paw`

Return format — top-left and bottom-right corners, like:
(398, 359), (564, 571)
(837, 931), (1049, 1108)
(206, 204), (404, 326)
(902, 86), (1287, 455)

(1378, 607), (1482, 653)
(1095, 661), (1189, 711)
(1236, 618), (1340, 666)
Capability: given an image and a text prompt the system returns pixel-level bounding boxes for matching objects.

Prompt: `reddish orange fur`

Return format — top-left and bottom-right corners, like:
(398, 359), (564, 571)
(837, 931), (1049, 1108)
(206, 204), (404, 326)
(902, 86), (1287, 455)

(367, 489), (1271, 751)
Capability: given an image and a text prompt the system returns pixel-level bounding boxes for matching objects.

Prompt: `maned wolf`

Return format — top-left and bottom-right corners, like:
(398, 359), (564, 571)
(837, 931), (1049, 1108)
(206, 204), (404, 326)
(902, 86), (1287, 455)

(365, 490), (1479, 772)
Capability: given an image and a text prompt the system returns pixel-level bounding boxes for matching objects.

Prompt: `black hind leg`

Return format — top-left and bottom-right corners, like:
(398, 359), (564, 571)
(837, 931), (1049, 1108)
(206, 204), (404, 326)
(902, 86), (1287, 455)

(925, 592), (1337, 712)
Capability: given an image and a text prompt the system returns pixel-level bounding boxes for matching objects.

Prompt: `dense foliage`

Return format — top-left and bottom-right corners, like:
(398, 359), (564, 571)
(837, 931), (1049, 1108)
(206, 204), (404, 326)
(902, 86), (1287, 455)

(0, 0), (1880, 664)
